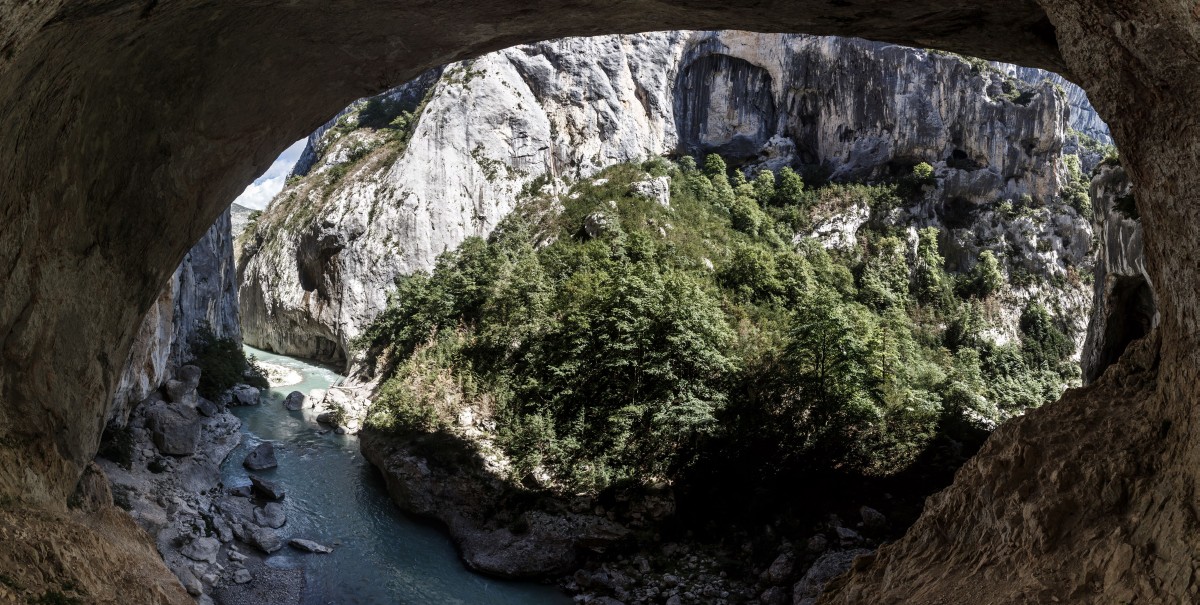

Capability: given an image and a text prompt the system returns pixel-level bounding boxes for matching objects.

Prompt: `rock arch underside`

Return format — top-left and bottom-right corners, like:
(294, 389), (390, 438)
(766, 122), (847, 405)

(1, 1), (1197, 602)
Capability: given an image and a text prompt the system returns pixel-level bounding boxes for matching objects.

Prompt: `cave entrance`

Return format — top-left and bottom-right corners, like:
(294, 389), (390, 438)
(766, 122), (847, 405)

(1089, 274), (1155, 383)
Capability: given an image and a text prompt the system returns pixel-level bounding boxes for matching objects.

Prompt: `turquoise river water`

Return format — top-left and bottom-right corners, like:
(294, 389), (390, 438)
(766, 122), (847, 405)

(221, 346), (570, 605)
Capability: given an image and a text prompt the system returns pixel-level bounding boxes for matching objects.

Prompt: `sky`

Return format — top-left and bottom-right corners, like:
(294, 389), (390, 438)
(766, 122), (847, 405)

(231, 139), (307, 210)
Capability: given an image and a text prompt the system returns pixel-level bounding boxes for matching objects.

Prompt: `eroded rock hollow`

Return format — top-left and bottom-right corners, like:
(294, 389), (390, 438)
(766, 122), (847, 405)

(0, 0), (1196, 602)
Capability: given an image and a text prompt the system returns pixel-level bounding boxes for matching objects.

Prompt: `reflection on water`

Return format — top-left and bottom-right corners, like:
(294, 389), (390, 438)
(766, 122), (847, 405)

(221, 346), (570, 605)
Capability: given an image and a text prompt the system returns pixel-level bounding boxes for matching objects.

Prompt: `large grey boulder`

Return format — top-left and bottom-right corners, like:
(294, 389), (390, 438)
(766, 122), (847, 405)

(181, 536), (220, 564)
(250, 476), (286, 501)
(253, 503), (287, 529)
(283, 391), (305, 411)
(248, 527), (284, 554)
(242, 442), (278, 470)
(164, 364), (202, 406)
(231, 385), (261, 406)
(792, 549), (871, 604)
(144, 402), (200, 456)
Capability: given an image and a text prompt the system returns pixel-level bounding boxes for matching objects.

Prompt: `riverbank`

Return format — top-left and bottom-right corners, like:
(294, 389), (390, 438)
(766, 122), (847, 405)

(358, 423), (889, 605)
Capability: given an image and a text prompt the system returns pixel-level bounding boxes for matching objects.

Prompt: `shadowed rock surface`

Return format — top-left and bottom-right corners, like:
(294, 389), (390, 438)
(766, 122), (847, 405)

(2, 1), (1200, 603)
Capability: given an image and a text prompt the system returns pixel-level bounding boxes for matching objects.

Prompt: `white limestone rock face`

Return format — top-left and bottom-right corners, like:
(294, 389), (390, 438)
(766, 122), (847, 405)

(239, 31), (1105, 365)
(110, 208), (241, 426)
(1081, 164), (1154, 384)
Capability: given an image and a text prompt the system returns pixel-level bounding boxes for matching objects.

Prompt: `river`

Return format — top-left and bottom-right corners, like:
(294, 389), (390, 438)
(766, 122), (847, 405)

(220, 346), (570, 605)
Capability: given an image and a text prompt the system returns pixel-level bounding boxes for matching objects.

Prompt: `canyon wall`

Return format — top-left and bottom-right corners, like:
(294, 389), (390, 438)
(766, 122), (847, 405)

(109, 208), (241, 426)
(239, 31), (1104, 367)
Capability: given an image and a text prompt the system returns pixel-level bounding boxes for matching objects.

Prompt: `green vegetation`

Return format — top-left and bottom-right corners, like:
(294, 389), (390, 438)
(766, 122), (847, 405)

(187, 325), (268, 400)
(359, 157), (1076, 498)
(1061, 154), (1093, 220)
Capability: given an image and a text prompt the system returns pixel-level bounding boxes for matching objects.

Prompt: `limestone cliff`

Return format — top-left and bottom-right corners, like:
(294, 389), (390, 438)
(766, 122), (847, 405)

(1081, 163), (1153, 384)
(109, 208), (241, 426)
(239, 31), (1102, 367)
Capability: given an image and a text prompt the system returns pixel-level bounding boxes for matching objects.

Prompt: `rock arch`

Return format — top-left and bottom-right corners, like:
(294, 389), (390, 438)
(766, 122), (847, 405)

(1, 1), (1197, 602)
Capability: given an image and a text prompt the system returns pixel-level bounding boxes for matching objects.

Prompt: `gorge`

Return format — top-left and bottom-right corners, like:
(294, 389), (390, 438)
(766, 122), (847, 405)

(0, 1), (1194, 604)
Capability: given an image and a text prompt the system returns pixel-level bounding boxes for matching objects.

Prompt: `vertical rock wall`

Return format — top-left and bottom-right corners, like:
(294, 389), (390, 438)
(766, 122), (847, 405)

(109, 208), (241, 426)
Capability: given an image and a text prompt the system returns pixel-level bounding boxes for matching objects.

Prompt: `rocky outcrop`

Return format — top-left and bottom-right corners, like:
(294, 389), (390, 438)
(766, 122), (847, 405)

(110, 208), (242, 426)
(239, 31), (1099, 365)
(1080, 164), (1154, 384)
(360, 429), (634, 577)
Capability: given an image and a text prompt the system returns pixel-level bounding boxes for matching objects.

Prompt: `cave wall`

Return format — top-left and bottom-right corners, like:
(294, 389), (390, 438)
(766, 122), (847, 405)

(0, 0), (1197, 603)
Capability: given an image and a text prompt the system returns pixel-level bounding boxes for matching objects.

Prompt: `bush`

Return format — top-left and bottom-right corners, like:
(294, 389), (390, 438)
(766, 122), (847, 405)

(188, 326), (267, 400)
(958, 250), (1004, 299)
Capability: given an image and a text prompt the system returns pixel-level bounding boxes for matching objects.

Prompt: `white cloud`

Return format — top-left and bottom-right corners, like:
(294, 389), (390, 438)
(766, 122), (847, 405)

(231, 139), (307, 210)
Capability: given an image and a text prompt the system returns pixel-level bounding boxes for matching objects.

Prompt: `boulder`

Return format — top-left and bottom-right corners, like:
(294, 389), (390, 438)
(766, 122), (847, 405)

(583, 212), (613, 238)
(288, 538), (332, 554)
(243, 442), (278, 470)
(761, 586), (789, 605)
(196, 398), (219, 418)
(631, 175), (671, 208)
(248, 527), (284, 554)
(228, 485), (253, 498)
(253, 503), (287, 529)
(792, 549), (871, 603)
(165, 365), (202, 405)
(766, 551), (795, 585)
(834, 526), (861, 545)
(859, 506), (886, 530)
(233, 568), (252, 584)
(250, 476), (286, 501)
(283, 391), (305, 411)
(145, 402), (200, 456)
(181, 536), (220, 564)
(231, 385), (261, 406)
(315, 411), (338, 426)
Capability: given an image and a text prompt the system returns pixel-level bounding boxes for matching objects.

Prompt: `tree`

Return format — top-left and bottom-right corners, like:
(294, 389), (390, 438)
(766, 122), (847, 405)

(703, 153), (728, 179)
(752, 169), (776, 205)
(784, 288), (875, 440)
(913, 226), (951, 308)
(774, 167), (805, 206)
(960, 250), (1004, 299)
(858, 236), (910, 310)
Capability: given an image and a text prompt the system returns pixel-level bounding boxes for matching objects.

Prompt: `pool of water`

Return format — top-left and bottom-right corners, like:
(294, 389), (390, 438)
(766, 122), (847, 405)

(221, 346), (570, 605)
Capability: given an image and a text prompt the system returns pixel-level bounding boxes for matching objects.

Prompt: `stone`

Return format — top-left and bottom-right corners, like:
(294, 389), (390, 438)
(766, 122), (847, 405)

(631, 176), (671, 208)
(807, 535), (828, 554)
(181, 536), (221, 564)
(253, 503), (287, 529)
(859, 506), (886, 530)
(250, 476), (286, 501)
(793, 549), (871, 602)
(234, 568), (252, 584)
(196, 398), (219, 418)
(231, 385), (261, 406)
(145, 402), (200, 456)
(835, 526), (860, 545)
(243, 442), (278, 470)
(583, 212), (612, 239)
(248, 527), (285, 554)
(288, 538), (333, 554)
(283, 391), (305, 411)
(316, 411), (338, 425)
(760, 586), (788, 605)
(228, 485), (253, 498)
(766, 551), (795, 585)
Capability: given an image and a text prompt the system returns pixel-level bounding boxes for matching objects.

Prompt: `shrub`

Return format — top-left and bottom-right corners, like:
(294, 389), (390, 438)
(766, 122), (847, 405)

(187, 325), (267, 400)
